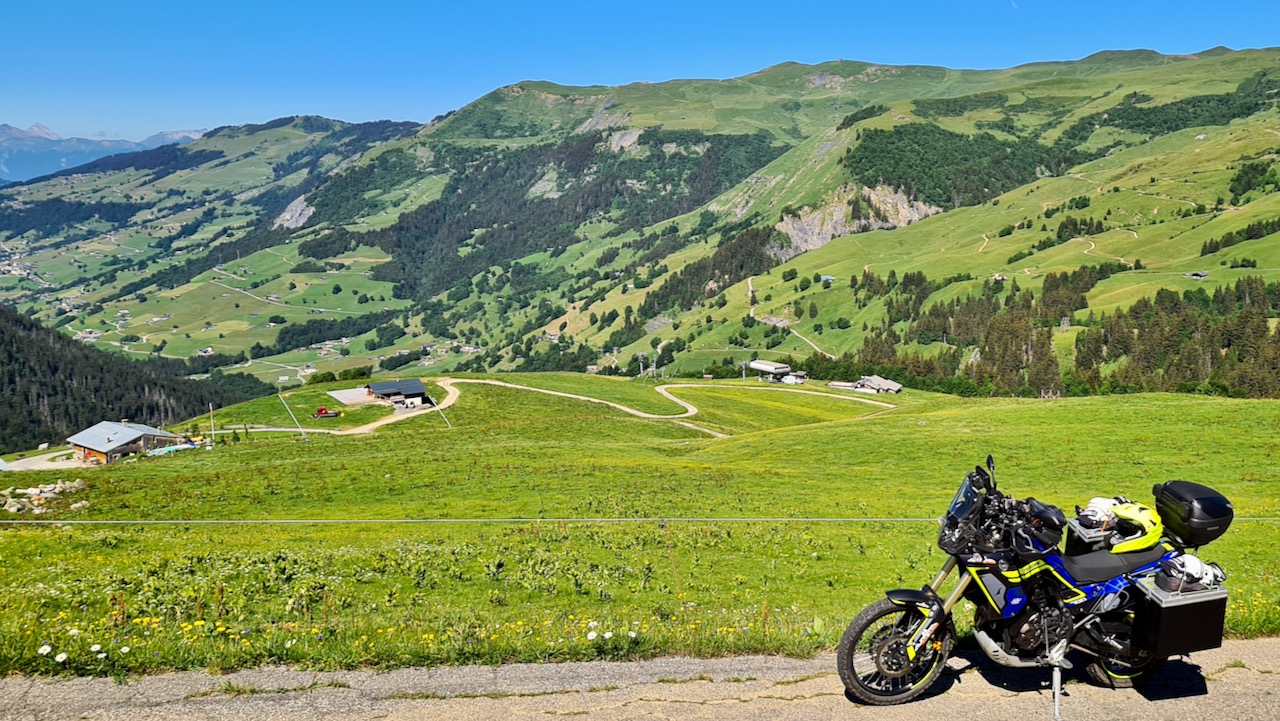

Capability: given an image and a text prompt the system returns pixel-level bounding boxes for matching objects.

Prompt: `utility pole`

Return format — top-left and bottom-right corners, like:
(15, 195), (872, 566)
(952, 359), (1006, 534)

(208, 403), (216, 443)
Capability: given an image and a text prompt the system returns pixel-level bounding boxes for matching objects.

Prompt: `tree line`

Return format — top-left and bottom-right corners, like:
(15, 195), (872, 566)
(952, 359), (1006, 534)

(0, 304), (273, 452)
(837, 71), (1280, 211)
(794, 268), (1280, 399)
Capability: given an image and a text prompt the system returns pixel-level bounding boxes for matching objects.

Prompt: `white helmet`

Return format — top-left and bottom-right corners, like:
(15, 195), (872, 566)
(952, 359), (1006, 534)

(1156, 555), (1226, 592)
(1077, 497), (1118, 529)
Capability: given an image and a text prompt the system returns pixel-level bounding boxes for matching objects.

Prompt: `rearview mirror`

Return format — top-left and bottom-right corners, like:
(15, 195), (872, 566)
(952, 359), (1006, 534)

(972, 466), (990, 490)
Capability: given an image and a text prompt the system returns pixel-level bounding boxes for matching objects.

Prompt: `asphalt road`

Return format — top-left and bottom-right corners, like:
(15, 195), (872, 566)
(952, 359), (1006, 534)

(3, 638), (1277, 721)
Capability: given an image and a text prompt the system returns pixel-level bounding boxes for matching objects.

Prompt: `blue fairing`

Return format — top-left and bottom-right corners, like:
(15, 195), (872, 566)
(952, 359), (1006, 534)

(1046, 550), (1179, 607)
(991, 547), (1178, 619)
(1003, 586), (1028, 616)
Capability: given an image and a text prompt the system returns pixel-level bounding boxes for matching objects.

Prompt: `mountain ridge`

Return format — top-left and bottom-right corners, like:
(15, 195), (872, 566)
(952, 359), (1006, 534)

(2, 47), (1280, 403)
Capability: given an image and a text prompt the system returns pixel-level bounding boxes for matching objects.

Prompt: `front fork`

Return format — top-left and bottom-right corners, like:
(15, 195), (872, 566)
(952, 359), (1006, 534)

(893, 556), (970, 661)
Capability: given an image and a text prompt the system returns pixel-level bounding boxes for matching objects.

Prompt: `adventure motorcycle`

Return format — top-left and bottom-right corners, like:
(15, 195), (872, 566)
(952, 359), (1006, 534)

(837, 456), (1234, 707)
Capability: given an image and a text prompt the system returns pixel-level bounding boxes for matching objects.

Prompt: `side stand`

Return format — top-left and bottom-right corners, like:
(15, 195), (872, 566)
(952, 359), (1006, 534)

(1052, 665), (1062, 721)
(1045, 638), (1070, 721)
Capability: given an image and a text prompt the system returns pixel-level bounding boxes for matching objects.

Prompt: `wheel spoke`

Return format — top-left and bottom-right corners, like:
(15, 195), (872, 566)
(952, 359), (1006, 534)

(847, 607), (938, 696)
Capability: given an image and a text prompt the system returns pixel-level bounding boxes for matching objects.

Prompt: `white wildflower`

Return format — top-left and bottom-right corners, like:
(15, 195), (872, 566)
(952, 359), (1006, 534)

(68, 629), (80, 636)
(628, 631), (637, 638)
(587, 631), (598, 641)
(55, 652), (67, 663)
(120, 646), (130, 654)
(90, 644), (101, 652)
(603, 632), (613, 640)
(96, 653), (106, 659)
(38, 645), (51, 656)
(588, 621), (599, 628)
(285, 639), (296, 649)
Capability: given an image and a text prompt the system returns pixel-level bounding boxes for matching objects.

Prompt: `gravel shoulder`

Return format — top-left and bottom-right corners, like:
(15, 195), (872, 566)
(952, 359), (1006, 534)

(4, 638), (1278, 720)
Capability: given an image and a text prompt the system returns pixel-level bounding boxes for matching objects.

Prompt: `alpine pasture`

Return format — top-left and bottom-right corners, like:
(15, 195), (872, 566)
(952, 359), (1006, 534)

(3, 376), (1277, 676)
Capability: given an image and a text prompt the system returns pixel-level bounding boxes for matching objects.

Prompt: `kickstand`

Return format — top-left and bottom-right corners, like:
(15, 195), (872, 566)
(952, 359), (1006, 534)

(1052, 665), (1062, 721)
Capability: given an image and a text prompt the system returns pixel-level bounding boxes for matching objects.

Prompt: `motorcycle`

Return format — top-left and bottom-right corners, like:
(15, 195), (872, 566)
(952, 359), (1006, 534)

(837, 455), (1234, 707)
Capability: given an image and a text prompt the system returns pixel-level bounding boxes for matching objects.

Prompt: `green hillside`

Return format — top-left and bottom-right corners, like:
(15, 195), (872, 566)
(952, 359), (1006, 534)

(2, 377), (1277, 675)
(3, 48), (1280, 400)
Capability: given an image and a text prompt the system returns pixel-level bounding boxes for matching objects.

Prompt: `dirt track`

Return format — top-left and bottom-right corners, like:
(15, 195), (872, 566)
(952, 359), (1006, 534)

(5, 379), (898, 473)
(3, 638), (1276, 721)
(236, 378), (893, 442)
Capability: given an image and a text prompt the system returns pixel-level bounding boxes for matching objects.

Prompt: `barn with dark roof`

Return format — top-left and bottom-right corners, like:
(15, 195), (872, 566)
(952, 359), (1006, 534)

(366, 379), (433, 408)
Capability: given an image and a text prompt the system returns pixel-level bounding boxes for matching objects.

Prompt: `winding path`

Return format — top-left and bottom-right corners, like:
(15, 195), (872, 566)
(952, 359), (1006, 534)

(745, 276), (836, 360)
(1071, 238), (1129, 265)
(978, 233), (990, 253)
(786, 328), (837, 360)
(241, 378), (894, 442)
(1136, 189), (1197, 207)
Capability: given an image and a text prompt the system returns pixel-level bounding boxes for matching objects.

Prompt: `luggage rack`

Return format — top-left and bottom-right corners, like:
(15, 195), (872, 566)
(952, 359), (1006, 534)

(1065, 517), (1112, 554)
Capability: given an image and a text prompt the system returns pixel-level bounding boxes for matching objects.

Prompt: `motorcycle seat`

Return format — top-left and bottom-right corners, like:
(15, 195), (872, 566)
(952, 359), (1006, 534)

(1060, 545), (1168, 585)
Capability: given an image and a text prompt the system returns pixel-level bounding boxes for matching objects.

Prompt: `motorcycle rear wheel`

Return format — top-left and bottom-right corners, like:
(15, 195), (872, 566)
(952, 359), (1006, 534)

(1084, 646), (1165, 688)
(837, 599), (951, 705)
(1083, 616), (1165, 688)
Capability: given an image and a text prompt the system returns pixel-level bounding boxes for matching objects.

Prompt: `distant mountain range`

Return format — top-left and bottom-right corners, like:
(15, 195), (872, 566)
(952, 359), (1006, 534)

(3, 47), (1280, 401)
(0, 124), (205, 181)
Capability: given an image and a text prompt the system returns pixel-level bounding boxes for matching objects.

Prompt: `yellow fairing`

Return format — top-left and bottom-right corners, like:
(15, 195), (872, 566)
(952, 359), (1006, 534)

(1110, 502), (1163, 554)
(1001, 561), (1086, 603)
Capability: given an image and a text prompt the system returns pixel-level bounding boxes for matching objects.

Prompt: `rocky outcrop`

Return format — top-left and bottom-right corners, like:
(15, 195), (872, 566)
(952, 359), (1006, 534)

(772, 186), (861, 261)
(575, 96), (629, 134)
(273, 195), (315, 230)
(643, 315), (673, 334)
(860, 185), (942, 227)
(806, 73), (847, 91)
(771, 185), (942, 262)
(1, 478), (87, 514)
(607, 128), (644, 152)
(528, 168), (563, 200)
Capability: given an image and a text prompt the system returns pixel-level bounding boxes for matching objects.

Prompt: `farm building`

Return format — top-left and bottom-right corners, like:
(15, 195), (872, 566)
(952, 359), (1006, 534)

(66, 421), (181, 465)
(366, 379), (433, 408)
(852, 375), (903, 394)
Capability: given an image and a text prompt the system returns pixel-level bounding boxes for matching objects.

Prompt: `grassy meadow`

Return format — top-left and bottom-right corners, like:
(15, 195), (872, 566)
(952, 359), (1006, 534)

(2, 378), (1278, 677)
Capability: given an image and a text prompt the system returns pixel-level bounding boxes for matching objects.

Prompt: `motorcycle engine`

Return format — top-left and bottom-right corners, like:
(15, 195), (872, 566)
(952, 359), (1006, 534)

(1011, 603), (1072, 653)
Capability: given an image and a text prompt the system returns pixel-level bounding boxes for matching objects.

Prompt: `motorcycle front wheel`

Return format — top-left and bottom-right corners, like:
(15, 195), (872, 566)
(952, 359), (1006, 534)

(836, 598), (952, 705)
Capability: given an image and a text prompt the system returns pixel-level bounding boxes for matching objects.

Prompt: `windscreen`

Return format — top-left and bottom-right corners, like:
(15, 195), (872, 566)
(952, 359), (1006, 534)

(946, 477), (981, 526)
(938, 476), (985, 554)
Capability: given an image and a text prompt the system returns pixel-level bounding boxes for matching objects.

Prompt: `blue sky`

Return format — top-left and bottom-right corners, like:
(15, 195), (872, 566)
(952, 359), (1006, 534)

(3, 0), (1277, 140)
